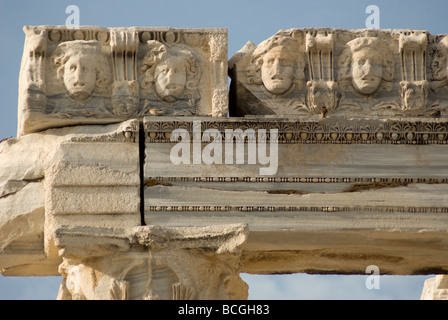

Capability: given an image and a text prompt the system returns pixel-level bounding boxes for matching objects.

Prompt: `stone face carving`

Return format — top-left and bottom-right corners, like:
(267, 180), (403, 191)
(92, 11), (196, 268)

(249, 36), (305, 96)
(305, 30), (339, 113)
(229, 28), (448, 118)
(339, 37), (394, 96)
(18, 26), (228, 136)
(140, 40), (201, 115)
(53, 40), (113, 101)
(4, 26), (448, 301)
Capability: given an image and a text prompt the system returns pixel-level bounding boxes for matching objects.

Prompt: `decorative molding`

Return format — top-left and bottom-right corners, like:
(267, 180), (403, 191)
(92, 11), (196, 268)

(146, 205), (448, 214)
(146, 176), (448, 184)
(144, 118), (448, 144)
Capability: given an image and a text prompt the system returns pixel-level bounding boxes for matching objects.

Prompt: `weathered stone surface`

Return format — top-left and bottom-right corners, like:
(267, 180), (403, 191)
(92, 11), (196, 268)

(18, 26), (228, 136)
(421, 275), (448, 300)
(1, 26), (448, 300)
(229, 29), (448, 118)
(0, 182), (51, 275)
(55, 224), (249, 300)
(0, 120), (141, 275)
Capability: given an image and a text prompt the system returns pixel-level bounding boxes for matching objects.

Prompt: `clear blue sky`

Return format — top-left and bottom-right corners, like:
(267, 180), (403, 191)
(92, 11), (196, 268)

(1, 0), (446, 299)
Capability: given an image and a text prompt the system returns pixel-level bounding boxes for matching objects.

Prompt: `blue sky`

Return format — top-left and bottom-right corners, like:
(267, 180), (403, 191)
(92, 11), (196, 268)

(0, 0), (446, 299)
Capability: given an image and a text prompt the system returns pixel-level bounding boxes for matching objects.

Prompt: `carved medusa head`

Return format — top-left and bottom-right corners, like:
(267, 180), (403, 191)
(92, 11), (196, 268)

(339, 37), (394, 95)
(247, 36), (305, 95)
(53, 40), (112, 101)
(140, 40), (201, 103)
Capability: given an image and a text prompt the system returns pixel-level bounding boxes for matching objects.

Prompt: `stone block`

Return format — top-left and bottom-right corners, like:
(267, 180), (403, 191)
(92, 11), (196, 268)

(18, 26), (228, 136)
(54, 224), (249, 300)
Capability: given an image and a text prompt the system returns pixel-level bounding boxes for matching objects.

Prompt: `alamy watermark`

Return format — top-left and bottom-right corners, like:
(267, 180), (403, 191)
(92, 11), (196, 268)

(365, 265), (380, 290)
(169, 121), (279, 176)
(66, 5), (80, 29)
(365, 5), (380, 29)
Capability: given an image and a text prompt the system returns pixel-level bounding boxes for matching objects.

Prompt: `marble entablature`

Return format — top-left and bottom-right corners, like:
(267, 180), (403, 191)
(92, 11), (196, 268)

(3, 26), (448, 300)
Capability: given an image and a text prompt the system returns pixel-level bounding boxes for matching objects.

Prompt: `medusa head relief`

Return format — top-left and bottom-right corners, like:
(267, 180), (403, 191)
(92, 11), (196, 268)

(338, 37), (394, 95)
(140, 40), (201, 103)
(53, 40), (112, 101)
(247, 36), (306, 96)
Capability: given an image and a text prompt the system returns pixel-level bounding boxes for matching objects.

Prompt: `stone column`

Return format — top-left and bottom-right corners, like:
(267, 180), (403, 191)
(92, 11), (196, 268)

(54, 223), (249, 300)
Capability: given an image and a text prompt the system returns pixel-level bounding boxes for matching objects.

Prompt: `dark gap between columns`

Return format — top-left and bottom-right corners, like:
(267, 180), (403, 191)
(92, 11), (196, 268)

(139, 120), (146, 226)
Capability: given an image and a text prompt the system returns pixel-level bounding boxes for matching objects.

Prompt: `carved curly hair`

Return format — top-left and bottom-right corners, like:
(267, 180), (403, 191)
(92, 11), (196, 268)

(140, 40), (201, 98)
(53, 40), (112, 96)
(247, 36), (306, 91)
(338, 37), (394, 92)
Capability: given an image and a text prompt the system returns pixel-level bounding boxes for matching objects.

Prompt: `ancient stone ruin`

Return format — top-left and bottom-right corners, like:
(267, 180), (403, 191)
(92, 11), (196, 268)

(1, 26), (447, 300)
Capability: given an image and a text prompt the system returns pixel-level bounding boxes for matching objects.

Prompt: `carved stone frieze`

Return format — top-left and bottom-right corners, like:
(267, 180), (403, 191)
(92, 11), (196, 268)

(229, 28), (448, 119)
(18, 26), (228, 136)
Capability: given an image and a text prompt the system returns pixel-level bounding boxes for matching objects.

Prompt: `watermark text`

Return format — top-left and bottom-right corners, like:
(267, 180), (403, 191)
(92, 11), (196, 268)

(66, 5), (80, 29)
(365, 265), (380, 290)
(170, 121), (278, 176)
(365, 5), (380, 29)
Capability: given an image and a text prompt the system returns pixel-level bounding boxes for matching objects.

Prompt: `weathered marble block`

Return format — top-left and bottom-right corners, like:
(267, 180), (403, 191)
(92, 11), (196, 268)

(421, 275), (448, 300)
(54, 224), (249, 300)
(229, 28), (448, 118)
(143, 116), (448, 275)
(2, 25), (448, 299)
(18, 26), (228, 136)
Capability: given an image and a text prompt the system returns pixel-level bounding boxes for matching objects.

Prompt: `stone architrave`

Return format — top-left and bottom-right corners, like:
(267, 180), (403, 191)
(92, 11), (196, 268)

(229, 28), (448, 118)
(18, 26), (228, 136)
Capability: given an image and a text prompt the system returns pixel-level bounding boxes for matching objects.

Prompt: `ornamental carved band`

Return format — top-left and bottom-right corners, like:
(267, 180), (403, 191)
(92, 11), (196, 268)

(229, 28), (448, 118)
